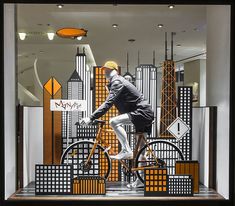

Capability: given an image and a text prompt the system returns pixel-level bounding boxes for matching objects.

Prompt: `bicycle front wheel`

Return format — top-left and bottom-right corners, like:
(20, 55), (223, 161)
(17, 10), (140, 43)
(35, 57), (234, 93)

(60, 140), (111, 179)
(135, 140), (184, 183)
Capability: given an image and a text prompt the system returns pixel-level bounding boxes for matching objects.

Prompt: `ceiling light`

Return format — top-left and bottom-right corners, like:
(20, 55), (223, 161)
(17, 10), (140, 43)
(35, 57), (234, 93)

(77, 36), (83, 40)
(112, 24), (118, 28)
(128, 39), (136, 43)
(18, 32), (26, 40)
(157, 24), (164, 28)
(47, 32), (55, 40)
(57, 4), (64, 8)
(168, 5), (175, 9)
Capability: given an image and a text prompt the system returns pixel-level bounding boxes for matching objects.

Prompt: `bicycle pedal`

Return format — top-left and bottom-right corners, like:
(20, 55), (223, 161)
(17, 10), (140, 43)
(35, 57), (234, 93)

(104, 146), (111, 153)
(156, 159), (166, 168)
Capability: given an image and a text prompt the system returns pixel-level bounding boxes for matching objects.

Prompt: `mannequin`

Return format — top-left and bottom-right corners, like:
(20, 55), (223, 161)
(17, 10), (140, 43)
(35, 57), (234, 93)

(105, 68), (117, 80)
(80, 60), (154, 188)
(81, 67), (133, 159)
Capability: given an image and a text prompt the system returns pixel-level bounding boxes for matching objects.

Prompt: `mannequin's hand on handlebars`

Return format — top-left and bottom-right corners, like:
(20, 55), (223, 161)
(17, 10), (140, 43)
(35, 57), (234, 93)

(79, 117), (92, 126)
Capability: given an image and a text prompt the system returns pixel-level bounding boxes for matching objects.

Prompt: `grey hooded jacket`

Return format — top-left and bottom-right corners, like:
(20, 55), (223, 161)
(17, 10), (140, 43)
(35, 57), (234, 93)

(90, 74), (154, 133)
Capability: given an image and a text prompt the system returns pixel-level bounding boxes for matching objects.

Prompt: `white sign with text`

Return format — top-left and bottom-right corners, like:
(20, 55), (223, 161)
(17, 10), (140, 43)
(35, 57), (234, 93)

(50, 100), (87, 111)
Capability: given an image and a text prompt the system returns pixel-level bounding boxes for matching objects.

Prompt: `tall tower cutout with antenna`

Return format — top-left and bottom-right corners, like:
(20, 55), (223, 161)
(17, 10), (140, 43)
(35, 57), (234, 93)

(159, 32), (177, 138)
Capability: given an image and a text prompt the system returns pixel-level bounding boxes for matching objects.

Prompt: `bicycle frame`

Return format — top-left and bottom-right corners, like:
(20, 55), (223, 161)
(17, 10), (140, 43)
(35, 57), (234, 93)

(85, 122), (160, 172)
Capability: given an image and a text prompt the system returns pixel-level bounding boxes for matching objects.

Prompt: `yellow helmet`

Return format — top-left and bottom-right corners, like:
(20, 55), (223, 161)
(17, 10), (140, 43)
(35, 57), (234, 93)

(101, 61), (118, 71)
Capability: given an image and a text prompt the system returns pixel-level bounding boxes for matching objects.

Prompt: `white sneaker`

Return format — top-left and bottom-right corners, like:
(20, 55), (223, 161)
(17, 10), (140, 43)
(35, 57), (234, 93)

(110, 150), (133, 160)
(127, 178), (144, 189)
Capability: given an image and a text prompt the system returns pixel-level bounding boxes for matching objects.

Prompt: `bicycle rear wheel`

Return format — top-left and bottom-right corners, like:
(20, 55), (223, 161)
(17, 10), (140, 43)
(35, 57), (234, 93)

(135, 140), (184, 183)
(60, 140), (111, 179)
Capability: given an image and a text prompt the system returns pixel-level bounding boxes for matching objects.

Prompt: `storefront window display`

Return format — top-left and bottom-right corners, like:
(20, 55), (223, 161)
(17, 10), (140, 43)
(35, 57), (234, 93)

(1, 2), (234, 206)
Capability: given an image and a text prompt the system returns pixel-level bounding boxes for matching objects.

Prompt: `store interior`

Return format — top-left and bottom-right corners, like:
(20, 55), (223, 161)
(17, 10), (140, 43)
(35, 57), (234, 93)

(3, 3), (231, 201)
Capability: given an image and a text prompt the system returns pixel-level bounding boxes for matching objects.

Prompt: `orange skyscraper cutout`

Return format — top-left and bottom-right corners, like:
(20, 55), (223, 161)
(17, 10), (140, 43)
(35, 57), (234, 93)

(43, 77), (62, 164)
(93, 66), (121, 182)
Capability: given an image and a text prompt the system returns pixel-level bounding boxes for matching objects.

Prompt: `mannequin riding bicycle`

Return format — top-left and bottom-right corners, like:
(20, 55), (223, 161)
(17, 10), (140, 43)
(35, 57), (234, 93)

(80, 60), (154, 188)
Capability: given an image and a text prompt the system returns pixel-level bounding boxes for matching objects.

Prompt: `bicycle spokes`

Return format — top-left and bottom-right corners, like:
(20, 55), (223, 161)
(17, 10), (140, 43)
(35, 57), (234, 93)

(61, 141), (111, 179)
(135, 140), (184, 183)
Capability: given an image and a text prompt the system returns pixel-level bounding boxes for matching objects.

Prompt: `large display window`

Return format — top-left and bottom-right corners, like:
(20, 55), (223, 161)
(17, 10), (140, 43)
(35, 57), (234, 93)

(1, 1), (234, 206)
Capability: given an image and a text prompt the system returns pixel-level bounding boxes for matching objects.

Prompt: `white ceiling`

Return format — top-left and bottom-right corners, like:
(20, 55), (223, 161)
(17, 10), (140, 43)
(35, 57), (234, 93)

(17, 4), (206, 96)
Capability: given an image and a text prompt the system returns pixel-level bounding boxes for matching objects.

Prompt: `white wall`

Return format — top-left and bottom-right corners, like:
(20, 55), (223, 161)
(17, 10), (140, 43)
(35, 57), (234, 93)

(184, 60), (200, 107)
(18, 83), (40, 106)
(200, 60), (206, 106)
(192, 108), (209, 187)
(4, 4), (16, 200)
(184, 59), (206, 107)
(23, 107), (43, 186)
(206, 5), (230, 199)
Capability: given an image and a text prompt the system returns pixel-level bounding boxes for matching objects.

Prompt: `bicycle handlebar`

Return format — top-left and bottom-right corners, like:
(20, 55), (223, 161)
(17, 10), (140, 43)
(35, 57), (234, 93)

(76, 119), (106, 126)
(92, 119), (106, 125)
